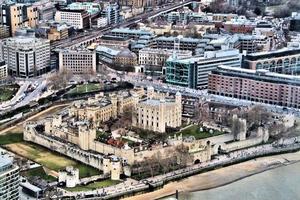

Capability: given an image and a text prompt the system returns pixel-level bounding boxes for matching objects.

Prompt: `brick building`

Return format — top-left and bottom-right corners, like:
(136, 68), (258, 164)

(208, 65), (300, 108)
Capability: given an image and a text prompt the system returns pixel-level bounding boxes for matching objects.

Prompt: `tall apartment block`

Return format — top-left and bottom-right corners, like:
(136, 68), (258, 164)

(0, 153), (20, 200)
(0, 60), (8, 80)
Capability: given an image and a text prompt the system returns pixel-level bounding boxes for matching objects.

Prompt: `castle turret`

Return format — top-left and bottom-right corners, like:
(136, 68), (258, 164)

(78, 125), (96, 150)
(110, 96), (118, 118)
(147, 86), (155, 99)
(117, 96), (124, 115)
(158, 99), (166, 132)
(110, 156), (121, 180)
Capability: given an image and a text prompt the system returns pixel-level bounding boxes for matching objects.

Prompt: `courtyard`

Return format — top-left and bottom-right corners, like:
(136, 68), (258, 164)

(177, 125), (226, 140)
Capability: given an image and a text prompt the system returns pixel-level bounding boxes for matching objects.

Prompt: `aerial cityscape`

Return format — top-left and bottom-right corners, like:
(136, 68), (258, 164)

(0, 0), (300, 199)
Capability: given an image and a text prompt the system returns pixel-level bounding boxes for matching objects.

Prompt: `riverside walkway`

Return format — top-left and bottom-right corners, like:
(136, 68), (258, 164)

(62, 136), (300, 200)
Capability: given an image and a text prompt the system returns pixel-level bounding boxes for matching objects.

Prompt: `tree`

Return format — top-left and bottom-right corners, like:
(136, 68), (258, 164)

(175, 144), (191, 167)
(254, 7), (262, 16)
(231, 117), (242, 140)
(81, 68), (96, 82)
(245, 105), (272, 130)
(47, 69), (73, 90)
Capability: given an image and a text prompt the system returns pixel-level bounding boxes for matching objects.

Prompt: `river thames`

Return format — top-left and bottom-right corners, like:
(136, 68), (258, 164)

(163, 162), (300, 200)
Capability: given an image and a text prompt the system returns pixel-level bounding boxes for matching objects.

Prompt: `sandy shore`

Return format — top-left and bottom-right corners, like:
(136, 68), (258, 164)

(123, 151), (300, 200)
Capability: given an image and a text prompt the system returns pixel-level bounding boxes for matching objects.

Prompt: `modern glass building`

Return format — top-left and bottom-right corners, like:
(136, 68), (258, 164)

(0, 153), (19, 200)
(166, 49), (241, 89)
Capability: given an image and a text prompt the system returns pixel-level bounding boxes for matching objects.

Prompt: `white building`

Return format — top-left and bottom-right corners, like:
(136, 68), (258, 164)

(101, 3), (120, 25)
(132, 87), (182, 133)
(59, 48), (96, 74)
(55, 9), (90, 29)
(0, 60), (7, 80)
(139, 48), (192, 66)
(1, 36), (50, 78)
(97, 17), (108, 28)
(58, 166), (79, 188)
(0, 151), (20, 200)
(67, 2), (101, 15)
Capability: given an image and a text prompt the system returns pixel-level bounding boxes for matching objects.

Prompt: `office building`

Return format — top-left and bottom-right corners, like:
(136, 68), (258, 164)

(243, 47), (300, 75)
(93, 35), (131, 48)
(239, 34), (270, 54)
(67, 2), (101, 16)
(0, 152), (20, 200)
(1, 36), (50, 78)
(59, 48), (96, 74)
(151, 36), (202, 53)
(96, 45), (137, 67)
(165, 49), (241, 89)
(0, 25), (10, 39)
(208, 65), (300, 108)
(290, 12), (300, 32)
(110, 28), (154, 39)
(55, 9), (90, 29)
(0, 61), (7, 80)
(32, 0), (56, 21)
(139, 48), (192, 67)
(0, 3), (38, 36)
(101, 3), (120, 25)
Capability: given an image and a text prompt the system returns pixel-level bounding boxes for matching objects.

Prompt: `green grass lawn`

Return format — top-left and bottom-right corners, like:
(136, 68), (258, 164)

(68, 83), (102, 94)
(5, 142), (100, 178)
(178, 125), (225, 140)
(22, 167), (57, 181)
(0, 85), (19, 102)
(66, 179), (121, 192)
(0, 132), (23, 145)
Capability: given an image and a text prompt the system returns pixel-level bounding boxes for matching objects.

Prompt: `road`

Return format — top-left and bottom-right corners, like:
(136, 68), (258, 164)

(0, 78), (47, 114)
(123, 74), (300, 117)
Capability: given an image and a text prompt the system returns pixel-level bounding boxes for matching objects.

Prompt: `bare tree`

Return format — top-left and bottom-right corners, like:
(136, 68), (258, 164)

(175, 144), (191, 167)
(231, 117), (242, 140)
(47, 70), (73, 90)
(245, 105), (272, 129)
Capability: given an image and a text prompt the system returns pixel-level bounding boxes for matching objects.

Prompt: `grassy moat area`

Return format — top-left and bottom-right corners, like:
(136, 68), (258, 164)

(4, 141), (100, 178)
(0, 132), (23, 145)
(22, 167), (57, 181)
(66, 179), (121, 192)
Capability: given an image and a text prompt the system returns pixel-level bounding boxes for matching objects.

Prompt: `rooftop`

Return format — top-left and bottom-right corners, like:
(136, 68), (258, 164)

(246, 47), (300, 60)
(96, 45), (120, 56)
(0, 152), (13, 172)
(214, 65), (300, 86)
(111, 28), (154, 36)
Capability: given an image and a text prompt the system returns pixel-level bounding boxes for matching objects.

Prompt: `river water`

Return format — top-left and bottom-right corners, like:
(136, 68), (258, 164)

(162, 162), (300, 200)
